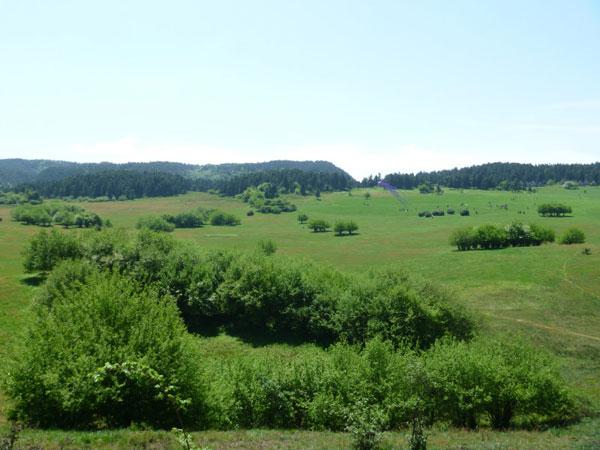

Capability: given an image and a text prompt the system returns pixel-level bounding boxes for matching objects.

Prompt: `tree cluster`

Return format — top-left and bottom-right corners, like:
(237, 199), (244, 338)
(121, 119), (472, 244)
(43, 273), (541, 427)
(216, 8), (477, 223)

(537, 203), (572, 217)
(450, 222), (555, 251)
(11, 203), (105, 228)
(334, 220), (359, 236)
(308, 219), (330, 232)
(238, 183), (297, 214)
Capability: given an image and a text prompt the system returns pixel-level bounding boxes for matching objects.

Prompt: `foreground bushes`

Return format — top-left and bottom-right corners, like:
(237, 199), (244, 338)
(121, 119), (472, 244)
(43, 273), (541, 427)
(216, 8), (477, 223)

(11, 230), (578, 431)
(202, 337), (575, 431)
(7, 268), (204, 428)
(450, 222), (555, 251)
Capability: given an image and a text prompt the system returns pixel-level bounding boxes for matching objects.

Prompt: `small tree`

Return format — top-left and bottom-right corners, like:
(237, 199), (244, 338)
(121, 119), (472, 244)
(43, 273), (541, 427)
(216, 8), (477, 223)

(346, 220), (358, 235)
(297, 213), (309, 224)
(23, 229), (81, 272)
(364, 192), (371, 201)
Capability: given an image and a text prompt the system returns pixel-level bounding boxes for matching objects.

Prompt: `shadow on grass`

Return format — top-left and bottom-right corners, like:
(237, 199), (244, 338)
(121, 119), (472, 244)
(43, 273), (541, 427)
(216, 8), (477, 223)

(20, 273), (47, 286)
(186, 317), (331, 347)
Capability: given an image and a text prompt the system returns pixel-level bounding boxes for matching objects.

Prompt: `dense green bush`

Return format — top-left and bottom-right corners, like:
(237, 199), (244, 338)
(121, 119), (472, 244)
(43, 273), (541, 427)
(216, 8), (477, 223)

(559, 227), (586, 245)
(450, 223), (555, 251)
(162, 211), (205, 228)
(22, 229), (82, 272)
(538, 203), (572, 217)
(7, 267), (205, 429)
(238, 184), (296, 214)
(12, 203), (104, 228)
(210, 211), (241, 226)
(460, 209), (470, 216)
(309, 219), (330, 232)
(136, 215), (175, 232)
(201, 336), (575, 432)
(422, 337), (575, 429)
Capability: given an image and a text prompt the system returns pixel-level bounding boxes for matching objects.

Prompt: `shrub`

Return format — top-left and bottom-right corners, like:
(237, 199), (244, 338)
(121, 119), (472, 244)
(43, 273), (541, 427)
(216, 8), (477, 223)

(136, 215), (175, 232)
(422, 337), (576, 429)
(475, 224), (508, 249)
(450, 227), (476, 251)
(447, 208), (455, 215)
(559, 228), (585, 245)
(431, 210), (445, 217)
(529, 224), (555, 244)
(417, 211), (432, 218)
(246, 210), (254, 216)
(308, 219), (330, 232)
(163, 211), (204, 228)
(22, 229), (81, 272)
(459, 209), (470, 216)
(298, 213), (309, 224)
(258, 239), (277, 255)
(7, 268), (205, 429)
(210, 212), (241, 226)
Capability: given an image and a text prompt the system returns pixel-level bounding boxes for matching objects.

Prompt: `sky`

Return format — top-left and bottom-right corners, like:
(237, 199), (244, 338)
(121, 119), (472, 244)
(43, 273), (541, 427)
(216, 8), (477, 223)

(0, 0), (599, 179)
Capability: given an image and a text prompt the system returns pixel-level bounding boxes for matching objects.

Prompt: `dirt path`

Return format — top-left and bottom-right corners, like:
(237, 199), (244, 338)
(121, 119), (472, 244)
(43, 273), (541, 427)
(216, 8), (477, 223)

(485, 312), (600, 342)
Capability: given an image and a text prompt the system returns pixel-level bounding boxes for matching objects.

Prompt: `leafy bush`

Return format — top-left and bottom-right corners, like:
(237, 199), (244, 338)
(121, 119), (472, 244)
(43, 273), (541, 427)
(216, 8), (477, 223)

(450, 223), (555, 251)
(210, 212), (240, 226)
(11, 203), (104, 228)
(7, 267), (205, 429)
(308, 219), (330, 232)
(163, 211), (204, 228)
(298, 213), (309, 224)
(459, 209), (470, 216)
(431, 210), (445, 217)
(258, 239), (277, 255)
(421, 337), (576, 429)
(559, 227), (585, 245)
(136, 215), (175, 232)
(22, 229), (81, 272)
(446, 208), (455, 215)
(417, 211), (432, 218)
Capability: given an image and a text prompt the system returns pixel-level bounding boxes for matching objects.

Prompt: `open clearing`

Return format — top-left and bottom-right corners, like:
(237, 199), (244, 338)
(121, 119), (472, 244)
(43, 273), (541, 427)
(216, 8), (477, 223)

(1, 185), (599, 448)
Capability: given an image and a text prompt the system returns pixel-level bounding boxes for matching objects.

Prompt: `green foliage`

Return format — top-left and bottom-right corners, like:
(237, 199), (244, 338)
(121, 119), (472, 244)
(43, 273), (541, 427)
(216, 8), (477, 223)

(421, 337), (576, 429)
(22, 229), (81, 272)
(11, 203), (104, 228)
(308, 219), (330, 232)
(559, 227), (586, 245)
(538, 203), (572, 217)
(450, 223), (555, 251)
(418, 183), (434, 194)
(136, 215), (176, 232)
(209, 212), (240, 226)
(163, 211), (205, 228)
(258, 239), (277, 255)
(7, 267), (205, 429)
(238, 186), (296, 214)
(297, 213), (309, 224)
(334, 220), (359, 236)
(459, 209), (470, 216)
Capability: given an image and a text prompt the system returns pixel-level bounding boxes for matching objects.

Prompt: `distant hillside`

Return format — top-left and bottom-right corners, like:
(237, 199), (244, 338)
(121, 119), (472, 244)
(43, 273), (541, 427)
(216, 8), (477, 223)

(0, 159), (354, 188)
(367, 162), (600, 190)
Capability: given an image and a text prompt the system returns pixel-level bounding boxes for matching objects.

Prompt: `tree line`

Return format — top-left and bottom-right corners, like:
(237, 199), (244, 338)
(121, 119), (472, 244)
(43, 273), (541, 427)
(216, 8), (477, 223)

(366, 162), (600, 190)
(14, 168), (355, 201)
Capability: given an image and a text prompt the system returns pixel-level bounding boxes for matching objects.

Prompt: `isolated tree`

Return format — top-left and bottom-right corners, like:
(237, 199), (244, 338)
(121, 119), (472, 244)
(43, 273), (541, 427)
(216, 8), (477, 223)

(364, 192), (371, 201)
(298, 213), (309, 224)
(559, 228), (585, 245)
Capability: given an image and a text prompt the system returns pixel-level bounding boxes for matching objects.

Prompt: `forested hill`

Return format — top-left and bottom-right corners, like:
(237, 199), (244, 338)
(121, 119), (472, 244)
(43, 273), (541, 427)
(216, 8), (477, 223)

(0, 158), (353, 188)
(373, 162), (600, 190)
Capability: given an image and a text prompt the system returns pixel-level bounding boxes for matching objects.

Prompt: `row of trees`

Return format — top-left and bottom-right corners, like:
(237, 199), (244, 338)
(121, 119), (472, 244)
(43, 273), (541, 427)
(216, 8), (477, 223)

(11, 203), (106, 229)
(450, 222), (556, 251)
(10, 229), (576, 430)
(137, 208), (240, 232)
(538, 203), (573, 217)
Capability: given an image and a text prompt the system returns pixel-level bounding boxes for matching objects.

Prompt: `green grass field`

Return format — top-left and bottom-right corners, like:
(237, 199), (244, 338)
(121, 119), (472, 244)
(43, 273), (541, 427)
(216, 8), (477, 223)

(1, 186), (599, 449)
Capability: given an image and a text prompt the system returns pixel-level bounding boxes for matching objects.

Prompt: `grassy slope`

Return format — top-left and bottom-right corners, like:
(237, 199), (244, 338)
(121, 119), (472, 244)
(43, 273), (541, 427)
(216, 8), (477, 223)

(1, 186), (599, 448)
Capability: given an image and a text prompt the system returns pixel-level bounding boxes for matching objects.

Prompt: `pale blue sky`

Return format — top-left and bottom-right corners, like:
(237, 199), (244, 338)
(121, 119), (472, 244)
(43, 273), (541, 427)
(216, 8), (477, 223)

(1, 0), (599, 178)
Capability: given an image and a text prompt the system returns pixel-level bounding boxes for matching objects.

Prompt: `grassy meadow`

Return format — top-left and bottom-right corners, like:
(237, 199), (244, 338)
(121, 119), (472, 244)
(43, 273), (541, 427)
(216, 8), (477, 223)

(1, 185), (599, 449)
